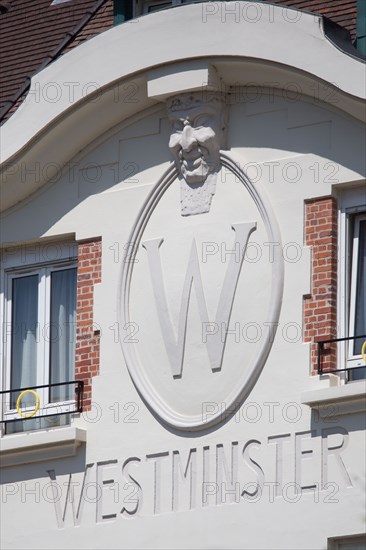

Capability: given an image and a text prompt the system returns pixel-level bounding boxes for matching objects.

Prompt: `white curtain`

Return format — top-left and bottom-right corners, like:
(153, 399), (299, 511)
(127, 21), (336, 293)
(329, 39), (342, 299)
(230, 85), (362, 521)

(352, 220), (366, 381)
(50, 268), (77, 402)
(354, 220), (365, 354)
(11, 274), (39, 407)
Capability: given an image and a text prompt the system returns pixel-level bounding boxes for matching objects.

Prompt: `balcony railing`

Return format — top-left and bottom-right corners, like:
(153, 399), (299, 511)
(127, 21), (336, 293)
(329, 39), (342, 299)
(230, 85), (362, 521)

(0, 380), (84, 425)
(317, 334), (366, 375)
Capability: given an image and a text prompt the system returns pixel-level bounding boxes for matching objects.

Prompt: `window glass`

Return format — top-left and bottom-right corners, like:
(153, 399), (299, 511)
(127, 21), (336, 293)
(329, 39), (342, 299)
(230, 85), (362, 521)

(348, 214), (366, 380)
(49, 268), (77, 402)
(10, 274), (39, 408)
(353, 219), (365, 354)
(3, 256), (78, 435)
(5, 414), (70, 435)
(147, 2), (171, 12)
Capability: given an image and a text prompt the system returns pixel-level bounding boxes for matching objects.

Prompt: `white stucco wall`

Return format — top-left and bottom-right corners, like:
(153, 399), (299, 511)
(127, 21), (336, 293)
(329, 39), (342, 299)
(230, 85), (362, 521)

(0, 3), (365, 549)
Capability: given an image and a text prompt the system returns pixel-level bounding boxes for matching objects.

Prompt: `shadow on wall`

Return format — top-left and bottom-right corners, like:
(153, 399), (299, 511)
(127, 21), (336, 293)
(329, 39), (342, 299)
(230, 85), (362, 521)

(0, 108), (170, 244)
(0, 445), (87, 485)
(309, 407), (366, 435)
(228, 96), (366, 177)
(1, 94), (365, 243)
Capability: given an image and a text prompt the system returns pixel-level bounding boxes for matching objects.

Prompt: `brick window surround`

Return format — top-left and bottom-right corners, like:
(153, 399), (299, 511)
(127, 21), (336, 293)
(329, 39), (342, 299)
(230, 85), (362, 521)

(75, 238), (102, 410)
(303, 197), (338, 374)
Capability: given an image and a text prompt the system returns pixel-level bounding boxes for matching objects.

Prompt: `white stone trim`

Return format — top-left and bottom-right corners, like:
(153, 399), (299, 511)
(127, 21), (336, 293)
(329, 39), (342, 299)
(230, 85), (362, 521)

(0, 427), (86, 467)
(337, 185), (366, 379)
(301, 380), (366, 417)
(1, 3), (365, 212)
(118, 152), (284, 431)
(328, 534), (366, 550)
(147, 61), (222, 100)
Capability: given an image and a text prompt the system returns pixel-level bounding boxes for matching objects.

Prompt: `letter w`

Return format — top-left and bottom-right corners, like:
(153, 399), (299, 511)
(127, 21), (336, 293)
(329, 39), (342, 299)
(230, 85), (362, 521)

(47, 464), (94, 528)
(142, 222), (256, 377)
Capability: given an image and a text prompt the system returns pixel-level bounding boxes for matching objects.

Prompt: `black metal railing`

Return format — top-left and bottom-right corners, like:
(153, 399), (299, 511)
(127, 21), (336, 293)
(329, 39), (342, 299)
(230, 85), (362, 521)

(0, 380), (84, 424)
(317, 334), (366, 375)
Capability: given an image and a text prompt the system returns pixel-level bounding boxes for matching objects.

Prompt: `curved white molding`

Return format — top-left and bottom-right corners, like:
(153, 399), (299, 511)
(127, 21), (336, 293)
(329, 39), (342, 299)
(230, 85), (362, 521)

(1, 1), (365, 211)
(0, 427), (86, 467)
(5, 3), (366, 148)
(301, 380), (366, 417)
(118, 152), (284, 431)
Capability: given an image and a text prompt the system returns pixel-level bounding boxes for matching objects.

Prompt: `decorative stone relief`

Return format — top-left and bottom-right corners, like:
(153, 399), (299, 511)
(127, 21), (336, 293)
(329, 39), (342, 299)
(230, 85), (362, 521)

(167, 92), (228, 216)
(119, 153), (284, 431)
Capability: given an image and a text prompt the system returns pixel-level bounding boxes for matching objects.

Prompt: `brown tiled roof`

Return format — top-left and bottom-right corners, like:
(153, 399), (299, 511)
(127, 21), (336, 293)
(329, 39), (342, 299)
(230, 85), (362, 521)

(0, 0), (113, 120)
(268, 0), (356, 38)
(65, 0), (113, 52)
(0, 0), (358, 122)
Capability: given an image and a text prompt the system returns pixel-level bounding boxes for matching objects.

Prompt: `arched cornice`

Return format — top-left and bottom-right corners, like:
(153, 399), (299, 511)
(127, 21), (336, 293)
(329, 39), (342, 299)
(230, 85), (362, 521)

(1, 1), (365, 211)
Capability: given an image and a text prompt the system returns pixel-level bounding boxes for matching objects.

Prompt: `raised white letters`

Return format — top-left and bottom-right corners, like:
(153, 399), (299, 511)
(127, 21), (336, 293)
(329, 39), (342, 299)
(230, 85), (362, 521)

(142, 222), (257, 377)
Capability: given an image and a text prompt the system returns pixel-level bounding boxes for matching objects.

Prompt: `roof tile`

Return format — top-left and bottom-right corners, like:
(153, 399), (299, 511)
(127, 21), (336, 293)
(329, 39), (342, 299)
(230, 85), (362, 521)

(0, 0), (358, 121)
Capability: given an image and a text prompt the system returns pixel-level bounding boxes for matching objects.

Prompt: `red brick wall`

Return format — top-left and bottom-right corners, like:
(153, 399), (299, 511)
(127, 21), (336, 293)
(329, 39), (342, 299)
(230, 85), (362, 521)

(75, 239), (102, 410)
(303, 197), (338, 373)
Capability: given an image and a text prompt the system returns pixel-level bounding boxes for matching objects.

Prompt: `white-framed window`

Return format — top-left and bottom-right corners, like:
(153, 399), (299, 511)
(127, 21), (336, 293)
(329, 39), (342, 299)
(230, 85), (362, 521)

(348, 213), (366, 377)
(328, 534), (366, 550)
(144, 1), (171, 13)
(338, 185), (366, 381)
(138, 0), (182, 16)
(0, 242), (78, 434)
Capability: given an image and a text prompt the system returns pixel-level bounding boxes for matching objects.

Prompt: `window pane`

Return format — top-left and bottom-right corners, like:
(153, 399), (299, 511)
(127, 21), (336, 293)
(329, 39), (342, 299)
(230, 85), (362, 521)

(10, 275), (39, 408)
(354, 220), (366, 355)
(147, 2), (171, 12)
(49, 268), (77, 402)
(5, 414), (70, 435)
(349, 218), (366, 381)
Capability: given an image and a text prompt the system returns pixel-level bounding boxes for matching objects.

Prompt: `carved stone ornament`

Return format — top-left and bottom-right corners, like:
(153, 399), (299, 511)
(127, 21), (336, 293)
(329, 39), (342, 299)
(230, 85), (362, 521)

(167, 92), (228, 216)
(118, 152), (284, 432)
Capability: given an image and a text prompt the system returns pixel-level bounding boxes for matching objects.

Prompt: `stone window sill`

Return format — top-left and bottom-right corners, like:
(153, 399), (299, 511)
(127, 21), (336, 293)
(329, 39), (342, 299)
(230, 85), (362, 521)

(0, 427), (87, 467)
(301, 380), (366, 418)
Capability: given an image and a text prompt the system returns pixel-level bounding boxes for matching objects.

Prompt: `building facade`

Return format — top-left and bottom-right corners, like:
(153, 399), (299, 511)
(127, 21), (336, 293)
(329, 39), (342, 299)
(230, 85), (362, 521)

(0, 1), (365, 549)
